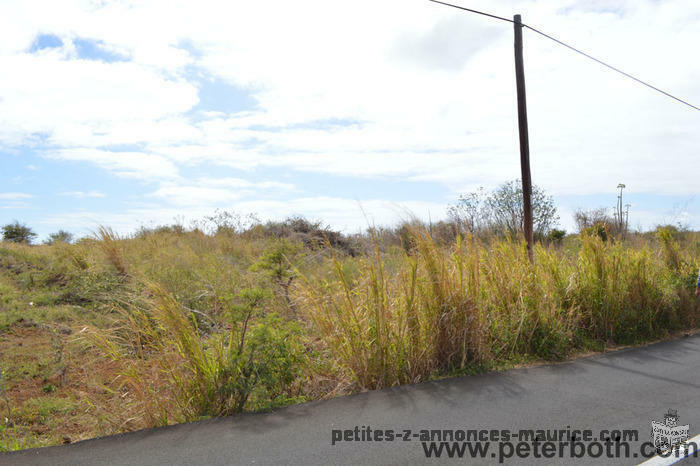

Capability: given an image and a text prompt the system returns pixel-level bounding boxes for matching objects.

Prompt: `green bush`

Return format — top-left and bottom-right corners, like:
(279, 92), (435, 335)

(250, 239), (303, 315)
(1, 222), (37, 244)
(547, 229), (567, 243)
(44, 231), (74, 245)
(100, 285), (306, 422)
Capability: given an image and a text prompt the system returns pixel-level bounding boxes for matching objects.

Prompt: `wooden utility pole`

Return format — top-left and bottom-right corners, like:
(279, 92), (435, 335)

(513, 14), (534, 264)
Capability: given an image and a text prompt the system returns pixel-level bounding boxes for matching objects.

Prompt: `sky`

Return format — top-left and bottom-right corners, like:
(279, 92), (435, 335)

(0, 0), (698, 241)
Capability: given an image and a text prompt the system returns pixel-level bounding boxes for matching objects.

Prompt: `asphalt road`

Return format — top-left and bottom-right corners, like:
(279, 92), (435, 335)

(6, 334), (700, 466)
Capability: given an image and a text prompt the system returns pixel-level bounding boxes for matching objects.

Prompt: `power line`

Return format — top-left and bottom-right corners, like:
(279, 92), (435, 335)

(427, 0), (513, 24)
(428, 0), (700, 111)
(523, 24), (700, 111)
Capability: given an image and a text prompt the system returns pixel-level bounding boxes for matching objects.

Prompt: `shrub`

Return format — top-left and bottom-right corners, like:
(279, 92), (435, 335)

(250, 239), (303, 316)
(547, 229), (566, 243)
(44, 230), (74, 245)
(256, 216), (357, 255)
(2, 222), (37, 244)
(574, 207), (615, 233)
(582, 223), (610, 242)
(95, 285), (306, 422)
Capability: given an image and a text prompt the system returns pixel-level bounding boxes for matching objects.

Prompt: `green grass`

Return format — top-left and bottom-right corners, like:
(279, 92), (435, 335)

(16, 397), (76, 425)
(0, 423), (37, 452)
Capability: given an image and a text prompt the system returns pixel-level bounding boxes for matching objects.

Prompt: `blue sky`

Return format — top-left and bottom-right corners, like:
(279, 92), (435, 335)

(1, 0), (698, 241)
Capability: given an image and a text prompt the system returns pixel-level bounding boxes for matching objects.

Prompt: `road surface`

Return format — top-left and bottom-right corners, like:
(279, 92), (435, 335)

(6, 334), (700, 465)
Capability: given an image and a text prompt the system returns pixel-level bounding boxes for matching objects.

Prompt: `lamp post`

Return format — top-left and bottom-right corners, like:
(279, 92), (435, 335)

(616, 183), (626, 237)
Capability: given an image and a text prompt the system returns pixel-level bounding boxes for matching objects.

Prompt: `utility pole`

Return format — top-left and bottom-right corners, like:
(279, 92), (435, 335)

(514, 14), (534, 264)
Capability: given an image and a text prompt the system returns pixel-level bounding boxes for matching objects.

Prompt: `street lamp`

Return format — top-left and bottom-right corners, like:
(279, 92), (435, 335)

(616, 183), (626, 237)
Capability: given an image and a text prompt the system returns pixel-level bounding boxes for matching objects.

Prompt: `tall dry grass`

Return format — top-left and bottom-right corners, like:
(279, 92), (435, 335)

(94, 226), (129, 276)
(299, 233), (488, 388)
(298, 227), (698, 389)
(90, 283), (306, 425)
(23, 223), (696, 428)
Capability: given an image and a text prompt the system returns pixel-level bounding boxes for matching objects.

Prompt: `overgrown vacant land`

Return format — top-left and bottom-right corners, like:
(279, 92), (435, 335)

(0, 217), (698, 450)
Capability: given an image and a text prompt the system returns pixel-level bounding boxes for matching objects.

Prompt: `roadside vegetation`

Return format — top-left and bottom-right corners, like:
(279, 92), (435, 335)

(0, 183), (698, 450)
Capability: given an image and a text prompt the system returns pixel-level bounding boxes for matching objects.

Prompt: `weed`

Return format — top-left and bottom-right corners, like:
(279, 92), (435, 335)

(1, 220), (698, 450)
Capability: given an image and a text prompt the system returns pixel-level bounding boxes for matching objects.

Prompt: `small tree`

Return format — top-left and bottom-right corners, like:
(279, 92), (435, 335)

(2, 221), (37, 244)
(44, 230), (74, 245)
(573, 207), (619, 241)
(447, 187), (489, 234)
(449, 180), (559, 240)
(573, 207), (614, 233)
(547, 228), (567, 243)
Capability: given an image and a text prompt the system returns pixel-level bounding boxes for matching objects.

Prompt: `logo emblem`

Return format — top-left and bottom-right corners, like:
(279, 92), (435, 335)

(651, 409), (689, 453)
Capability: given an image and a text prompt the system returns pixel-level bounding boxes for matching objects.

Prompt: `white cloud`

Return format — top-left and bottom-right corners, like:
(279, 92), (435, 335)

(0, 0), (699, 232)
(0, 192), (34, 200)
(0, 52), (198, 147)
(45, 149), (179, 180)
(60, 190), (106, 198)
(232, 197), (448, 233)
(148, 177), (295, 206)
(196, 177), (294, 191)
(0, 192), (33, 210)
(42, 196), (447, 236)
(150, 185), (244, 206)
